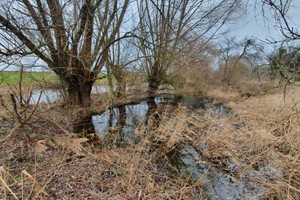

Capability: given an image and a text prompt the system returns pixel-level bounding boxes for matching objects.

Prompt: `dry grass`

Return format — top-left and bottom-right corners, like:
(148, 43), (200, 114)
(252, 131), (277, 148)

(0, 101), (205, 199)
(0, 146), (205, 199)
(0, 134), (205, 199)
(206, 78), (275, 102)
(137, 84), (300, 199)
(207, 87), (240, 101)
(134, 83), (299, 199)
(228, 84), (300, 199)
(1, 82), (299, 199)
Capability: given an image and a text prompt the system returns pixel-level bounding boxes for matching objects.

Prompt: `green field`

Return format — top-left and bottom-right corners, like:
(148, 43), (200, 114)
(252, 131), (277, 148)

(0, 71), (110, 86)
(0, 71), (59, 86)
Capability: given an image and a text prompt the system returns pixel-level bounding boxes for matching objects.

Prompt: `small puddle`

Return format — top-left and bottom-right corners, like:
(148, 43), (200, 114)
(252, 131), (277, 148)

(27, 89), (63, 104)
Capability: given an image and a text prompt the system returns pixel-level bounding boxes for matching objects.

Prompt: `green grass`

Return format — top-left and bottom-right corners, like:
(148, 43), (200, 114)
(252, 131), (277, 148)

(0, 71), (59, 86)
(0, 71), (135, 86)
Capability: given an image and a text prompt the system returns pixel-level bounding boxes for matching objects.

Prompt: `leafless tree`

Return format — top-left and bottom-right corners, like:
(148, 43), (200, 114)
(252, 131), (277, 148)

(219, 38), (254, 83)
(135, 0), (243, 94)
(262, 0), (300, 40)
(106, 29), (138, 97)
(0, 0), (130, 106)
(169, 38), (217, 92)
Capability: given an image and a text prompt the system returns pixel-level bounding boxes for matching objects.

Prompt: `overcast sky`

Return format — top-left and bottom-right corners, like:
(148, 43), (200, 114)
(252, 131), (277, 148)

(1, 0), (300, 71)
(225, 0), (300, 45)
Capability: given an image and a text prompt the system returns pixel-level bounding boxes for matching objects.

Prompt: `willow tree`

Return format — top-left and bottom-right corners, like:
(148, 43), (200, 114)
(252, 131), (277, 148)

(0, 0), (129, 106)
(136, 0), (243, 93)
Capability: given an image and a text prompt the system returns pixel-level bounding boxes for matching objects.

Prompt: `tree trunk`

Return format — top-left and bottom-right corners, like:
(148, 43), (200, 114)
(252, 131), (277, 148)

(115, 76), (126, 97)
(148, 76), (160, 96)
(67, 81), (93, 107)
(111, 65), (127, 97)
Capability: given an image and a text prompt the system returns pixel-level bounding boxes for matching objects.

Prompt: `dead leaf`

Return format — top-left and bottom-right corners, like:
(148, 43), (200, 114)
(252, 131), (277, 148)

(68, 138), (88, 155)
(35, 140), (48, 154)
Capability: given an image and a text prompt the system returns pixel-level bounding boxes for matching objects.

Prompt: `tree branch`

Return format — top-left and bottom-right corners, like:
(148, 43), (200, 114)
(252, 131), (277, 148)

(0, 15), (53, 66)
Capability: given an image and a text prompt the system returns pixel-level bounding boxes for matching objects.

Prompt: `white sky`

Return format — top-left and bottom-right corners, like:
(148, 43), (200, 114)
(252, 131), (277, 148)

(225, 0), (300, 44)
(1, 0), (300, 71)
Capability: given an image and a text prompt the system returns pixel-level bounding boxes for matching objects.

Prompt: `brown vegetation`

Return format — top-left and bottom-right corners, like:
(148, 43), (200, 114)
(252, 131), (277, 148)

(0, 0), (299, 199)
(1, 80), (299, 199)
(0, 102), (205, 199)
(139, 83), (300, 199)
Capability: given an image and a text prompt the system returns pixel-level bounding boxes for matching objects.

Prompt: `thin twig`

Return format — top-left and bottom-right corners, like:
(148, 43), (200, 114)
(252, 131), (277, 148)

(0, 126), (18, 142)
(10, 94), (22, 124)
(19, 65), (24, 107)
(0, 176), (19, 200)
(20, 91), (32, 114)
(24, 91), (42, 123)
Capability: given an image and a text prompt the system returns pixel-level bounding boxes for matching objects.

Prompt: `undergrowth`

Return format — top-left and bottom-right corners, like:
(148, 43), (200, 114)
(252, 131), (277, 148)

(1, 83), (299, 199)
(137, 84), (300, 199)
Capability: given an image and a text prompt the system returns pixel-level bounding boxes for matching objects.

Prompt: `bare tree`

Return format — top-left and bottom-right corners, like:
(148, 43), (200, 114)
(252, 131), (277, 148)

(106, 29), (137, 97)
(0, 0), (130, 106)
(135, 0), (243, 94)
(219, 37), (239, 83)
(262, 0), (300, 40)
(169, 38), (217, 93)
(219, 38), (254, 84)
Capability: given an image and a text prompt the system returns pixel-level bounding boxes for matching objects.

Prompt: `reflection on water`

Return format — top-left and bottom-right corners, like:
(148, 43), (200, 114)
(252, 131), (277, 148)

(91, 85), (112, 94)
(78, 94), (222, 139)
(85, 96), (171, 147)
(73, 94), (228, 147)
(27, 89), (63, 104)
(179, 147), (263, 199)
(73, 95), (262, 199)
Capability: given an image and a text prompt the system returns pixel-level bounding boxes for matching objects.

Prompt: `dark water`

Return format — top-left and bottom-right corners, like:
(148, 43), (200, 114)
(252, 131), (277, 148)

(73, 94), (263, 199)
(178, 147), (263, 199)
(74, 94), (227, 142)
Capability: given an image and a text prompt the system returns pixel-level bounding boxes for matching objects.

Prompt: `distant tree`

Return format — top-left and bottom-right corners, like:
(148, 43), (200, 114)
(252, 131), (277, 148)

(0, 0), (130, 106)
(136, 0), (243, 94)
(169, 39), (217, 93)
(219, 38), (259, 84)
(106, 30), (138, 97)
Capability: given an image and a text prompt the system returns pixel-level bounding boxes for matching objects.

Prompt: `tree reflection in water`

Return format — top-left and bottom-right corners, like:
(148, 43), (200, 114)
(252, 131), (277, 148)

(107, 105), (127, 147)
(73, 94), (215, 147)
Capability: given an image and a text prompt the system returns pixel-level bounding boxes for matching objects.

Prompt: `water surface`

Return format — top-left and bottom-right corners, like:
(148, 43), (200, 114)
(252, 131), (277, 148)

(26, 85), (114, 104)
(73, 94), (262, 199)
